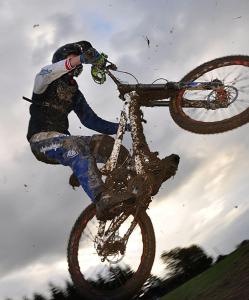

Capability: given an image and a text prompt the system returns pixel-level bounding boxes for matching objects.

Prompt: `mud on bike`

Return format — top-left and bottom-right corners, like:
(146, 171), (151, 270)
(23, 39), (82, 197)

(67, 55), (249, 300)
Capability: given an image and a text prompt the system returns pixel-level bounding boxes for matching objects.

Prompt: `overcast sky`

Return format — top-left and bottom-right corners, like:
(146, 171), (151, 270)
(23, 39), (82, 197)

(1, 0), (249, 299)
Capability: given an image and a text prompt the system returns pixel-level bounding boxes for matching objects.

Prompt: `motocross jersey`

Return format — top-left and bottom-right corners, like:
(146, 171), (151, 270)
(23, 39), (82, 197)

(27, 59), (119, 141)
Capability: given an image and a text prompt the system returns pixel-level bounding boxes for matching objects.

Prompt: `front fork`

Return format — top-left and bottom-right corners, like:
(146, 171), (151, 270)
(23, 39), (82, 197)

(100, 92), (158, 178)
(96, 93), (170, 259)
(129, 92), (155, 176)
(100, 103), (128, 174)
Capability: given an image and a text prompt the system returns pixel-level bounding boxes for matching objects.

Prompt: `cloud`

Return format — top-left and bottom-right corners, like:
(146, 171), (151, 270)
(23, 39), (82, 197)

(0, 259), (69, 300)
(1, 0), (249, 298)
(0, 143), (90, 278)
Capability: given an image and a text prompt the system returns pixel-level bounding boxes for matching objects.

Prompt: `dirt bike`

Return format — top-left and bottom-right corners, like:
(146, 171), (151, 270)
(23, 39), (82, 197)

(67, 55), (249, 300)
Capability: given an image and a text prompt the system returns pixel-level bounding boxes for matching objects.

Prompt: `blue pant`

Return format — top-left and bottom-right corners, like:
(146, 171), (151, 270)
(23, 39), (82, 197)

(30, 135), (105, 202)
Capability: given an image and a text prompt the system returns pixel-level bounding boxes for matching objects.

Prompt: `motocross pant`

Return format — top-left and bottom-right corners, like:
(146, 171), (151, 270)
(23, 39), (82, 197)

(30, 135), (106, 202)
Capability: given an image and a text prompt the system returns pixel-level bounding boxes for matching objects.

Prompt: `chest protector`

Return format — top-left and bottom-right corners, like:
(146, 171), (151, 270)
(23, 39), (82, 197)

(27, 75), (78, 141)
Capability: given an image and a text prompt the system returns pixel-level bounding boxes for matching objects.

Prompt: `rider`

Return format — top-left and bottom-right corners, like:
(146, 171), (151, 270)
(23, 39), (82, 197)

(26, 40), (130, 219)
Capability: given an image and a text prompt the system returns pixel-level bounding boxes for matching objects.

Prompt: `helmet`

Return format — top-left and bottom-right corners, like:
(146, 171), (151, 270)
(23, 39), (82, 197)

(52, 42), (82, 63)
(52, 42), (83, 77)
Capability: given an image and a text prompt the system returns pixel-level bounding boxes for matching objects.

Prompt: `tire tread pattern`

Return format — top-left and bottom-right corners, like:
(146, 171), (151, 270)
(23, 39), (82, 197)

(67, 203), (156, 300)
(169, 55), (249, 134)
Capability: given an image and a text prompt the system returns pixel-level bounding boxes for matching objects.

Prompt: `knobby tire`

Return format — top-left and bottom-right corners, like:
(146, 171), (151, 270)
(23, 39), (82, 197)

(67, 203), (156, 300)
(170, 55), (249, 134)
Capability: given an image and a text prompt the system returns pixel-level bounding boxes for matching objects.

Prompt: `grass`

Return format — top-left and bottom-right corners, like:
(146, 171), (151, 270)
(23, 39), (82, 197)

(160, 243), (249, 300)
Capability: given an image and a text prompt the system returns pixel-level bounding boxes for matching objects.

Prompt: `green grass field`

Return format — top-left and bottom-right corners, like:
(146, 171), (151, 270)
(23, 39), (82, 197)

(161, 242), (249, 300)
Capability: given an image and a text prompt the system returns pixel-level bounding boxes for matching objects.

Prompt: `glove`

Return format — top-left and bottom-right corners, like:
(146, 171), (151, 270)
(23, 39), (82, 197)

(93, 52), (108, 68)
(91, 53), (108, 84)
(90, 52), (108, 84)
(80, 48), (107, 65)
(82, 47), (99, 63)
(91, 65), (106, 84)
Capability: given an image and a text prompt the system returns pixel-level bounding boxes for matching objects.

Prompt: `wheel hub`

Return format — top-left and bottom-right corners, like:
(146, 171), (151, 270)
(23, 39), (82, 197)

(94, 234), (126, 264)
(207, 85), (238, 109)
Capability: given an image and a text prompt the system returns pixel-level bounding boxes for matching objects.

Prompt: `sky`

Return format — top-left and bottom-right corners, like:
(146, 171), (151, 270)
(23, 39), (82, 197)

(1, 0), (249, 299)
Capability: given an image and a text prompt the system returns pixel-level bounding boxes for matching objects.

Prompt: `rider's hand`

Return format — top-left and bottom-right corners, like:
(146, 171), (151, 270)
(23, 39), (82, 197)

(93, 52), (108, 68)
(80, 48), (107, 65)
(91, 53), (108, 84)
(91, 65), (106, 84)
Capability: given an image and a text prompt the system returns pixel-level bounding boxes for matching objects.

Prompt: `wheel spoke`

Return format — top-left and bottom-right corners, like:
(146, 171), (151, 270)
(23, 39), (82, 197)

(68, 205), (155, 299)
(170, 56), (249, 133)
(68, 204), (155, 298)
(182, 64), (249, 122)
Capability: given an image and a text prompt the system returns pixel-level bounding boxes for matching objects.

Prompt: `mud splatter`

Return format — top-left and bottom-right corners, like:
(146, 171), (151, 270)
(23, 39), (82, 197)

(103, 92), (180, 204)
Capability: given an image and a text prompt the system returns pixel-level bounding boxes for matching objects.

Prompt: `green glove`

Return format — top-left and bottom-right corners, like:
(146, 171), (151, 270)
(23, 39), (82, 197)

(93, 52), (108, 68)
(91, 53), (109, 84)
(91, 65), (106, 84)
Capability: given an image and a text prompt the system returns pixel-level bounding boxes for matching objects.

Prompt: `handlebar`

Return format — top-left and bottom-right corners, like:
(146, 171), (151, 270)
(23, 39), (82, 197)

(104, 62), (176, 101)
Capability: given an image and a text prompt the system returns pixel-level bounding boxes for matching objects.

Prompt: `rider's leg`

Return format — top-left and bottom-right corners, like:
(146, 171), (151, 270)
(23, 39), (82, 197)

(69, 134), (130, 188)
(30, 135), (104, 202)
(90, 134), (130, 165)
(90, 134), (135, 220)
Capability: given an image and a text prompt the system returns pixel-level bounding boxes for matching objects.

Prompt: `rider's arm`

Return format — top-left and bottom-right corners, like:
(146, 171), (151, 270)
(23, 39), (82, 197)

(33, 48), (102, 95)
(33, 59), (77, 94)
(68, 48), (100, 68)
(65, 40), (101, 66)
(73, 90), (119, 135)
